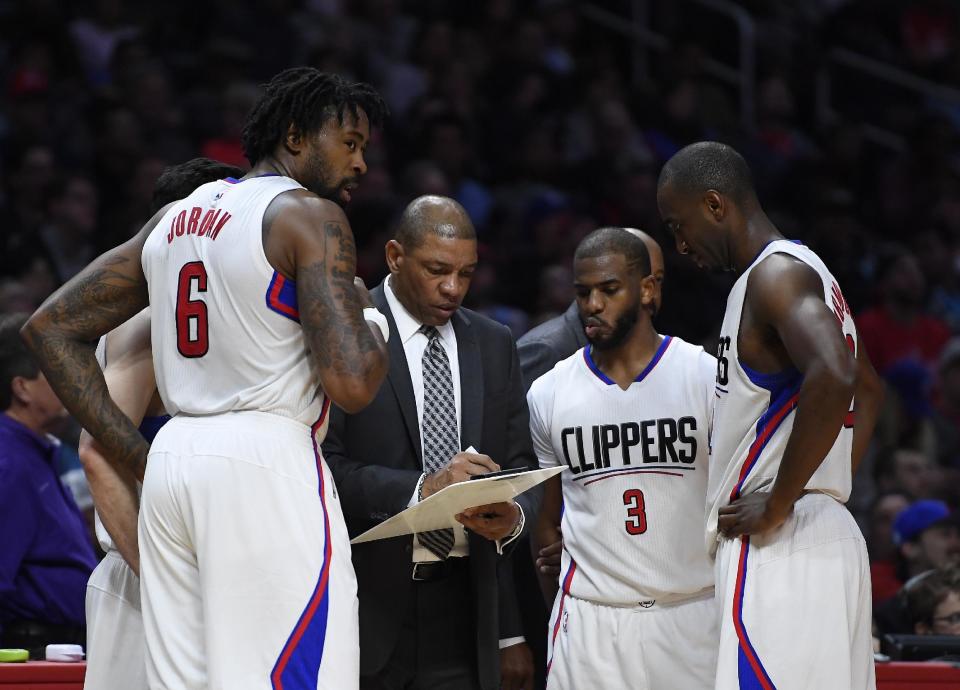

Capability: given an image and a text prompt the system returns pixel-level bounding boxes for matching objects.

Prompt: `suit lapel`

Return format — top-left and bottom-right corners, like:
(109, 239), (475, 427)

(373, 284), (422, 464)
(453, 310), (483, 451)
(564, 300), (588, 349)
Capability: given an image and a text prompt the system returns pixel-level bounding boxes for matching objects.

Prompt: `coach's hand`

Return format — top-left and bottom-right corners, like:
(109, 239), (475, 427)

(421, 452), (499, 498)
(500, 641), (534, 690)
(718, 491), (791, 538)
(536, 538), (563, 577)
(457, 501), (520, 541)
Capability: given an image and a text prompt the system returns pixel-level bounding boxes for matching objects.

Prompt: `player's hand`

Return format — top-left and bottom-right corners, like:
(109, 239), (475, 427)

(421, 452), (499, 498)
(499, 640), (534, 690)
(457, 501), (520, 541)
(536, 538), (563, 577)
(353, 276), (374, 308)
(718, 491), (791, 538)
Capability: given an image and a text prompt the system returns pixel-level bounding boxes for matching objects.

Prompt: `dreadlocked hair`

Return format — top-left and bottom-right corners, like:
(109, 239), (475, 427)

(241, 68), (388, 166)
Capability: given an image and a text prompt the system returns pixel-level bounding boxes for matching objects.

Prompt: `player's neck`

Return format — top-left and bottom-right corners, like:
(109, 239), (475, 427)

(732, 210), (782, 273)
(248, 156), (294, 180)
(590, 324), (662, 390)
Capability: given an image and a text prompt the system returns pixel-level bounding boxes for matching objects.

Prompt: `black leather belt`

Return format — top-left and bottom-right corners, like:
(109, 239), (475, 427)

(411, 556), (467, 582)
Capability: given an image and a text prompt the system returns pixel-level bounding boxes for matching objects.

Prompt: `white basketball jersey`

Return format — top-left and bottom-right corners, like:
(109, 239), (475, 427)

(528, 336), (716, 606)
(707, 240), (856, 551)
(141, 175), (327, 432)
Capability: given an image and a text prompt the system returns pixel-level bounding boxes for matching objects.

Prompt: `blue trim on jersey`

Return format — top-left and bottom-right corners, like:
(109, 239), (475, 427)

(583, 347), (615, 385)
(740, 361), (801, 396)
(745, 239), (804, 271)
(266, 271), (301, 323)
(138, 415), (171, 444)
(583, 336), (673, 386)
(635, 336), (672, 383)
(730, 378), (802, 501)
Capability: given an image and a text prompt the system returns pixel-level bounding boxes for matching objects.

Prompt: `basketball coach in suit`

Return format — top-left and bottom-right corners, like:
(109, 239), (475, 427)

(323, 195), (541, 690)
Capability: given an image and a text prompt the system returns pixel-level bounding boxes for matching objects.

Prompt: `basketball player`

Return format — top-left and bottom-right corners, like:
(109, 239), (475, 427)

(81, 158), (242, 690)
(657, 141), (884, 690)
(518, 229), (666, 391)
(529, 227), (718, 689)
(522, 228), (665, 580)
(22, 69), (390, 689)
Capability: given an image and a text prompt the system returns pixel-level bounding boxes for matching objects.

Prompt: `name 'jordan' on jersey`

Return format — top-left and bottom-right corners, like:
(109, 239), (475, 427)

(141, 175), (327, 433)
(528, 336), (716, 606)
(707, 240), (857, 551)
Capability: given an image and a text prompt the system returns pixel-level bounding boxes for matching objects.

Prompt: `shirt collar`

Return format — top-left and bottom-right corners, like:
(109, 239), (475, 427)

(384, 275), (456, 346)
(0, 412), (56, 453)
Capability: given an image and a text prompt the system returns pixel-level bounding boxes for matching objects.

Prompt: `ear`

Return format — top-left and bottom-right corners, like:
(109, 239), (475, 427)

(284, 123), (304, 155)
(704, 190), (725, 222)
(10, 376), (30, 406)
(639, 273), (657, 307)
(385, 239), (404, 274)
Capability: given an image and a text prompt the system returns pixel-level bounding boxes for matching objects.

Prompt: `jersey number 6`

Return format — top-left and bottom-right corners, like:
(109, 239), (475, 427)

(623, 489), (648, 535)
(176, 261), (209, 358)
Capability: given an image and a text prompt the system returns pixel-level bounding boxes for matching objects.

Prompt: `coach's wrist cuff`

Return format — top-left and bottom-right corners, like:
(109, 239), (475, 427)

(363, 307), (390, 343)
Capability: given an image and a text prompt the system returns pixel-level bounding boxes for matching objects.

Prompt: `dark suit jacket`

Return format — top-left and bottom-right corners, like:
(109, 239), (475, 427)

(322, 283), (540, 690)
(517, 301), (586, 392)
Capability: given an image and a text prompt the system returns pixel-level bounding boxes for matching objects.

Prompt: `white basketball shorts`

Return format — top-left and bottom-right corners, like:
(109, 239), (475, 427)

(714, 492), (875, 690)
(139, 410), (358, 690)
(546, 590), (717, 689)
(85, 549), (146, 689)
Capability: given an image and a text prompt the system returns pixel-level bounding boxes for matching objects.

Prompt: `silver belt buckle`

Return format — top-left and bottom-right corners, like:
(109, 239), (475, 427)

(412, 562), (428, 581)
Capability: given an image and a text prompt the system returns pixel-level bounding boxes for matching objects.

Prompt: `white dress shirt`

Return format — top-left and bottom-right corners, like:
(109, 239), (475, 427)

(385, 276), (470, 561)
(385, 277), (526, 647)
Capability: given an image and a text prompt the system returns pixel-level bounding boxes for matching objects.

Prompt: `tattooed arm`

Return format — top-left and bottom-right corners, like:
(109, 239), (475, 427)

(21, 213), (166, 479)
(263, 192), (388, 412)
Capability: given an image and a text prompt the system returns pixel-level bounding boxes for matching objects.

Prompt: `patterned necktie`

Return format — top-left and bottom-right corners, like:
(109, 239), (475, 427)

(418, 325), (459, 560)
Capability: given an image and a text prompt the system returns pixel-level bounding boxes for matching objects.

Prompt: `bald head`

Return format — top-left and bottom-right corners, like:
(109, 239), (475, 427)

(657, 141), (757, 207)
(624, 228), (664, 315)
(394, 195), (477, 249)
(624, 228), (663, 276)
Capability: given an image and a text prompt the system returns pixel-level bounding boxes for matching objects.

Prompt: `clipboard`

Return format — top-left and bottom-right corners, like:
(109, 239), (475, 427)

(350, 465), (565, 544)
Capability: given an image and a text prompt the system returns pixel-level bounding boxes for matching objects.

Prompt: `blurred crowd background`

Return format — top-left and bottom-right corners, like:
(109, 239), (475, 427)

(1, 0), (960, 640)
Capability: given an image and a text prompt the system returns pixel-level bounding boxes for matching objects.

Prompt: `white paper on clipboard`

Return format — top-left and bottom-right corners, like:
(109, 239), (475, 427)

(350, 465), (565, 544)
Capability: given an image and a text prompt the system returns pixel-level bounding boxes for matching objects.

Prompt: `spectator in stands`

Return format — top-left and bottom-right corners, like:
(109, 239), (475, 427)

(857, 249), (950, 376)
(869, 491), (912, 604)
(38, 173), (99, 283)
(874, 447), (940, 500)
(0, 313), (97, 656)
(904, 566), (960, 636)
(894, 500), (960, 585)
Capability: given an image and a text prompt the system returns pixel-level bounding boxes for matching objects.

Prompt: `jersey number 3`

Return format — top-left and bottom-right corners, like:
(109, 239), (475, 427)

(176, 261), (209, 358)
(623, 489), (648, 535)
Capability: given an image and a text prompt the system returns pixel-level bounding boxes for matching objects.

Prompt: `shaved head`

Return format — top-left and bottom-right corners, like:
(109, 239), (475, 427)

(657, 141), (757, 207)
(394, 195), (476, 249)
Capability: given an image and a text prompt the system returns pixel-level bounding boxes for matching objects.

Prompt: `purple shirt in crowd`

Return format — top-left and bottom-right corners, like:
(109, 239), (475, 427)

(0, 413), (96, 631)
